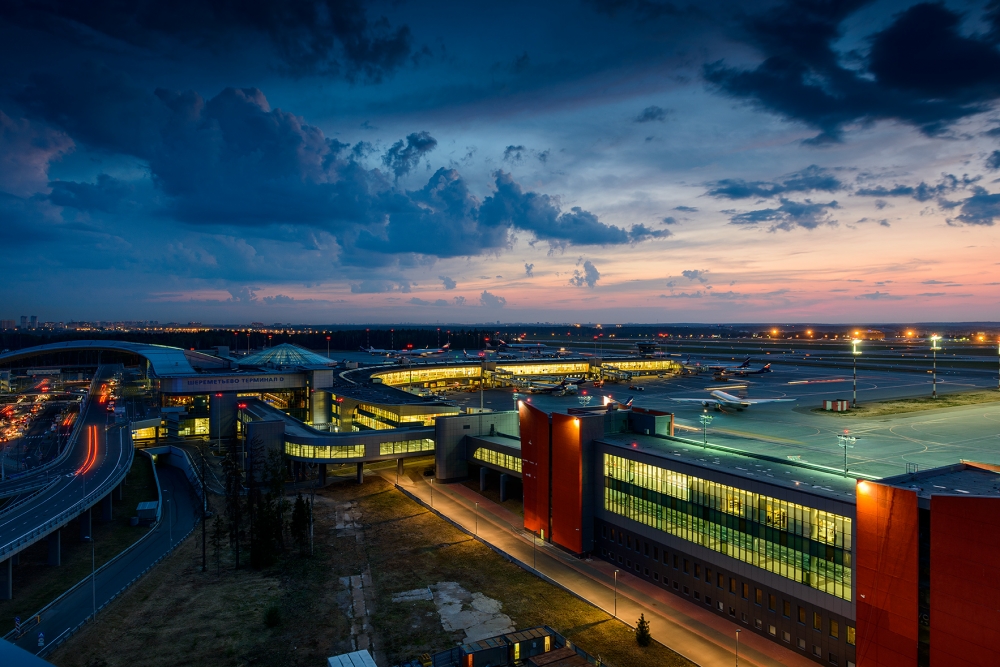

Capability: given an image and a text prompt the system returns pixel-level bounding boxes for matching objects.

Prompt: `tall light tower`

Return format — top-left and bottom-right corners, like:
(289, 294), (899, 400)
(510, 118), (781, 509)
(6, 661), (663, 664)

(930, 334), (942, 399)
(699, 411), (713, 448)
(851, 338), (862, 408)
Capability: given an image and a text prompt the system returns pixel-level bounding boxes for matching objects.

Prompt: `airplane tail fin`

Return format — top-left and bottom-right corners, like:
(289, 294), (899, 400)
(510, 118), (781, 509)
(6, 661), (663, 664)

(762, 363), (771, 371)
(624, 397), (634, 407)
(443, 343), (451, 350)
(740, 358), (751, 368)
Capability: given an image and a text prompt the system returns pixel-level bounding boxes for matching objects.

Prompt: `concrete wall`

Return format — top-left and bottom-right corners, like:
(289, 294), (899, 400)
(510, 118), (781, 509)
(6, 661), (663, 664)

(209, 391), (238, 442)
(434, 411), (519, 482)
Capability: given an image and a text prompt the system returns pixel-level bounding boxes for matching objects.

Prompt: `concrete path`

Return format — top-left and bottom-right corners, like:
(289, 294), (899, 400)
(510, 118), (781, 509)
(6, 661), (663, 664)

(378, 467), (815, 667)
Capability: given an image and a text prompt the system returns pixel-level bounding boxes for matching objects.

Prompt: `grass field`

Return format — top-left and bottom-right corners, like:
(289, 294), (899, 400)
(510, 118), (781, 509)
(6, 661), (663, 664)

(0, 455), (158, 634)
(50, 475), (693, 667)
(813, 389), (1000, 418)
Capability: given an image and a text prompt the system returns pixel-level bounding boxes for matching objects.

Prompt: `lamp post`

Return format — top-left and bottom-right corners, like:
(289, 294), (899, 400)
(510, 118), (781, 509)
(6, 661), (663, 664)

(475, 501), (479, 536)
(613, 569), (619, 618)
(851, 338), (862, 408)
(837, 432), (856, 477)
(326, 336), (331, 359)
(736, 629), (741, 667)
(930, 335), (942, 399)
(699, 412), (712, 448)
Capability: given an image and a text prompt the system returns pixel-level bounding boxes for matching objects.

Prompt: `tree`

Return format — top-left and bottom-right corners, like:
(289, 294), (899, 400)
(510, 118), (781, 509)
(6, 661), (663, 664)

(635, 613), (651, 647)
(290, 493), (309, 556)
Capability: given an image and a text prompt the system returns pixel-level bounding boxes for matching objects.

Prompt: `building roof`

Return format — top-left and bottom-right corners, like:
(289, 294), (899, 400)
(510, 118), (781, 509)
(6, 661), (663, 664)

(880, 461), (1000, 499)
(0, 340), (225, 376)
(327, 650), (377, 667)
(239, 343), (334, 368)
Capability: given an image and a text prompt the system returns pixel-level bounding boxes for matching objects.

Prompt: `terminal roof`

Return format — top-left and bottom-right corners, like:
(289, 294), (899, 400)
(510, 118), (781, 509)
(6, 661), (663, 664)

(879, 462), (1000, 499)
(600, 432), (860, 503)
(239, 343), (334, 368)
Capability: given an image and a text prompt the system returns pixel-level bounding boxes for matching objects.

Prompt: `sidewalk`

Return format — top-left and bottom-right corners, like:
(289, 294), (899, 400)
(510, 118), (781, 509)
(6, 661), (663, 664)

(378, 468), (815, 667)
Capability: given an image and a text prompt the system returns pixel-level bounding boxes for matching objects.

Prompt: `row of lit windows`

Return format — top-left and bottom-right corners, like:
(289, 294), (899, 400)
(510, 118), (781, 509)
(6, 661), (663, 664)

(473, 447), (523, 473)
(604, 454), (852, 601)
(375, 366), (481, 386)
(398, 412), (457, 426)
(601, 526), (856, 666)
(284, 441), (365, 459)
(379, 439), (435, 455)
(604, 360), (680, 371)
(605, 454), (851, 549)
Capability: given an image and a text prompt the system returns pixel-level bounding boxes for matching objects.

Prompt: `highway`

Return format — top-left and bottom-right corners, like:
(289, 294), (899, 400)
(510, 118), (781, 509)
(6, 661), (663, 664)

(6, 464), (197, 656)
(0, 366), (133, 567)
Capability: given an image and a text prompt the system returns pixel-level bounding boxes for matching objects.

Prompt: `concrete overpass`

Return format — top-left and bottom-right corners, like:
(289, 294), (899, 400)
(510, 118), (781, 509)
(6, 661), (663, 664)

(0, 366), (133, 599)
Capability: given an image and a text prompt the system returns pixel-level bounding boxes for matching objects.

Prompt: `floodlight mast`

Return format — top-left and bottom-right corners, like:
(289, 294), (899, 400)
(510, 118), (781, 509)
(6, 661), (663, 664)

(930, 335), (942, 399)
(851, 339), (862, 408)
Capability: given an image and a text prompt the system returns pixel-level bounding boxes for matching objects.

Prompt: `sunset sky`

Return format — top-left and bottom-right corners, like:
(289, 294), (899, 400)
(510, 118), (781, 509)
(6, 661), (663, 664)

(3, 0), (1000, 323)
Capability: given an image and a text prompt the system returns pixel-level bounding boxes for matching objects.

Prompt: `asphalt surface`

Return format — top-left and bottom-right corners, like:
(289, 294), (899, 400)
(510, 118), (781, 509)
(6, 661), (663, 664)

(0, 367), (130, 560)
(9, 464), (198, 655)
(449, 363), (1000, 479)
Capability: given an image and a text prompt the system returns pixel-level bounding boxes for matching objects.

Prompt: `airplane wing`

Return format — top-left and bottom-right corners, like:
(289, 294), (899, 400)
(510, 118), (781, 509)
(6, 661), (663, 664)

(739, 398), (796, 404)
(669, 398), (716, 403)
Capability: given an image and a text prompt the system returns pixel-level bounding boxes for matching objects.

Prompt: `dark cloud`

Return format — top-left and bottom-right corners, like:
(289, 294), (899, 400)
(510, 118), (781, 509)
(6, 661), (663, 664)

(439, 275), (456, 289)
(227, 286), (259, 303)
(349, 279), (410, 294)
(673, 205), (698, 212)
(704, 2), (1000, 142)
(855, 291), (903, 300)
(659, 291), (705, 298)
(479, 290), (506, 308)
(681, 269), (709, 283)
(479, 171), (666, 251)
(383, 131), (437, 180)
(0, 111), (73, 197)
(48, 174), (137, 213)
(0, 0), (412, 81)
(453, 295), (467, 306)
(409, 297), (449, 306)
(855, 174), (979, 202)
(503, 145), (527, 164)
(728, 198), (837, 231)
(987, 151), (1000, 171)
(569, 260), (601, 288)
(634, 105), (669, 122)
(917, 292), (946, 297)
(706, 165), (843, 199)
(524, 262), (534, 277)
(262, 294), (295, 304)
(661, 216), (677, 224)
(951, 188), (1000, 226)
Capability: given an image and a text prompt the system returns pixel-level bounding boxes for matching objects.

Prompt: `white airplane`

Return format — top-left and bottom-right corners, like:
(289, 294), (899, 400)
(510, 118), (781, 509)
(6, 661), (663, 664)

(362, 344), (450, 358)
(671, 390), (795, 411)
(525, 379), (578, 395)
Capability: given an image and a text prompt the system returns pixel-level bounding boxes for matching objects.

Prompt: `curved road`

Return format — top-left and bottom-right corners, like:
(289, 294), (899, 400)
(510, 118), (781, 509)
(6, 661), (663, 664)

(8, 464), (198, 656)
(1, 366), (132, 565)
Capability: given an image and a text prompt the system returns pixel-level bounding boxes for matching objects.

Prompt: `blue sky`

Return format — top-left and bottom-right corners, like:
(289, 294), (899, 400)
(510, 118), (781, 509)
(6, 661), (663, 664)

(2, 0), (1000, 323)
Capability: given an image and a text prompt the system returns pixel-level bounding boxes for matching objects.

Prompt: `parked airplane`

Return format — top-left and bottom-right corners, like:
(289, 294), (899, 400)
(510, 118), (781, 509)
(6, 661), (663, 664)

(525, 379), (579, 395)
(497, 339), (548, 352)
(671, 390), (795, 411)
(362, 344), (451, 358)
(714, 363), (772, 379)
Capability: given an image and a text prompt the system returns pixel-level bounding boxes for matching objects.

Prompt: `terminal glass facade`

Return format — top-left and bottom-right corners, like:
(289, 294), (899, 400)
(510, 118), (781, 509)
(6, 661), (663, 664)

(354, 404), (457, 430)
(604, 453), (852, 601)
(285, 442), (365, 459)
(473, 447), (523, 473)
(379, 439), (435, 455)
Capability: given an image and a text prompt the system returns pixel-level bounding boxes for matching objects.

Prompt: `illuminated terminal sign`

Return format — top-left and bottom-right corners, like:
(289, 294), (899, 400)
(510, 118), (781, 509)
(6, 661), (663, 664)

(158, 373), (306, 393)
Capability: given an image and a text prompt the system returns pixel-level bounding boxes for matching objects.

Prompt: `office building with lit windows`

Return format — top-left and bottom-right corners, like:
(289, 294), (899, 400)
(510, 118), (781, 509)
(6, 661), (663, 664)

(515, 402), (860, 667)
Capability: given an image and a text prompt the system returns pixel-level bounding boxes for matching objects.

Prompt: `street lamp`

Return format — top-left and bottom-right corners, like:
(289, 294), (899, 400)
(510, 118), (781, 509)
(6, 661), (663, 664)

(613, 569), (620, 618)
(851, 338), (862, 408)
(699, 412), (713, 448)
(326, 336), (331, 359)
(837, 431), (856, 477)
(930, 335), (942, 399)
(475, 501), (479, 536)
(736, 629), (741, 667)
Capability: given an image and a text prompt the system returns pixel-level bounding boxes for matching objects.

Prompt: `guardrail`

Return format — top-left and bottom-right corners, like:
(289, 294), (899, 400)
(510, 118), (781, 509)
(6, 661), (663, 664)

(0, 425), (135, 560)
(0, 478), (61, 518)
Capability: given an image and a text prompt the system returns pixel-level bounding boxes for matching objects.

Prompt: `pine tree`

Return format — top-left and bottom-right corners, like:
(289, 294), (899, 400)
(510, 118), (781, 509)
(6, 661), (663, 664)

(290, 493), (308, 555)
(635, 613), (651, 647)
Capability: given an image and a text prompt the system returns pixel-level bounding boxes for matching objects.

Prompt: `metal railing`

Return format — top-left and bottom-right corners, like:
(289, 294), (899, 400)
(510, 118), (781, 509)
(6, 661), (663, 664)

(0, 425), (134, 559)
